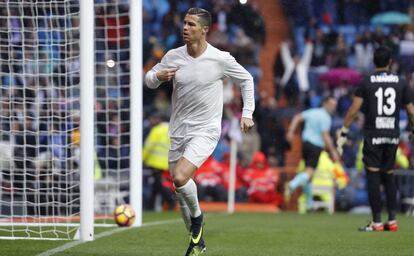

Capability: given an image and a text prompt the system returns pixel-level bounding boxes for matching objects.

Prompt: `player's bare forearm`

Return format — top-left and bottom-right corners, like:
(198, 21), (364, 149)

(287, 114), (303, 143)
(287, 115), (300, 133)
(343, 96), (363, 128)
(337, 96), (362, 157)
(344, 111), (357, 128)
(323, 132), (339, 162)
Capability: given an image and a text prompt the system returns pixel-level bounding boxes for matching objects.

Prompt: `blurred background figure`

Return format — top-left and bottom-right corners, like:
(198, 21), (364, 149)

(284, 96), (340, 206)
(194, 156), (227, 202)
(142, 112), (175, 211)
(242, 151), (282, 206)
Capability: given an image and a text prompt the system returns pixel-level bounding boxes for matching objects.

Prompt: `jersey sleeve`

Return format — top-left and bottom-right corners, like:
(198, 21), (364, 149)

(301, 109), (312, 122)
(222, 52), (255, 119)
(144, 51), (173, 89)
(301, 109), (311, 122)
(320, 113), (331, 132)
(300, 109), (314, 125)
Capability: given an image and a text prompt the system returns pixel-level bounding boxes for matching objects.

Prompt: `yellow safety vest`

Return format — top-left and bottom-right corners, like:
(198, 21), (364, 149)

(143, 122), (170, 171)
(297, 151), (348, 189)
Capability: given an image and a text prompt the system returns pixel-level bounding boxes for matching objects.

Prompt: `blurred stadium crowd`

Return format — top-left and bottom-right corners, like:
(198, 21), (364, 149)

(278, 0), (414, 212)
(142, 0), (414, 212)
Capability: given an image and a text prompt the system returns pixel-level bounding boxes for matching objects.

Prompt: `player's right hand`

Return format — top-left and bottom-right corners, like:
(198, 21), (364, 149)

(156, 68), (178, 82)
(240, 117), (254, 132)
(336, 126), (348, 156)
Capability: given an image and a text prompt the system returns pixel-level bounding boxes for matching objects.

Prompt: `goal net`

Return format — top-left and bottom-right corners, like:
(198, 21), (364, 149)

(0, 0), (138, 240)
(93, 0), (133, 224)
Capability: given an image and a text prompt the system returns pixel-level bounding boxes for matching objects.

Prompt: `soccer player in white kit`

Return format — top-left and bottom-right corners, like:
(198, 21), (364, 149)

(145, 7), (255, 256)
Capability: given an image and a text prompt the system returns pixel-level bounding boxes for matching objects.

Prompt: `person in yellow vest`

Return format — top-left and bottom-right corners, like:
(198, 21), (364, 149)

(143, 112), (175, 211)
(297, 151), (349, 213)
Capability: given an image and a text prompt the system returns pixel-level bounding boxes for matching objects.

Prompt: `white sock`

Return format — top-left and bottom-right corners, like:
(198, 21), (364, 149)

(176, 191), (191, 231)
(175, 179), (201, 218)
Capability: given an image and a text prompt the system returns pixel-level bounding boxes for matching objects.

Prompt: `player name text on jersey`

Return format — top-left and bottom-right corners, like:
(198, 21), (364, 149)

(370, 74), (399, 83)
(375, 117), (395, 129)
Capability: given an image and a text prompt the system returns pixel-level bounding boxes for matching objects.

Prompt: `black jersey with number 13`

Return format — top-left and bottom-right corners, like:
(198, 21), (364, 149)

(355, 71), (412, 139)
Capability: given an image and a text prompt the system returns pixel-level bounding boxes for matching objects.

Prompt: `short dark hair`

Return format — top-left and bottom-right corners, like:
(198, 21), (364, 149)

(373, 46), (392, 68)
(187, 7), (211, 27)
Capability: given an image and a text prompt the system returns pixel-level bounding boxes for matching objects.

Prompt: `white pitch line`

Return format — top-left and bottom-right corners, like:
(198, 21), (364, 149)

(37, 218), (181, 256)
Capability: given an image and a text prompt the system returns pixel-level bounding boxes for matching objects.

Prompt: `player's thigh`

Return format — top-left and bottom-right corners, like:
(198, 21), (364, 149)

(380, 144), (398, 170)
(168, 137), (186, 175)
(362, 138), (398, 170)
(362, 138), (382, 169)
(302, 142), (323, 169)
(169, 135), (218, 178)
(184, 135), (219, 168)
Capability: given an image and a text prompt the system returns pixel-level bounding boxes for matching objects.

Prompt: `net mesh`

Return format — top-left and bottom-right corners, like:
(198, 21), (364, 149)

(94, 0), (131, 220)
(0, 0), (132, 239)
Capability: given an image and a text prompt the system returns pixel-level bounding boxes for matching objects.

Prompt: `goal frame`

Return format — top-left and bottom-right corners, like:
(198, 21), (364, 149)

(0, 0), (143, 241)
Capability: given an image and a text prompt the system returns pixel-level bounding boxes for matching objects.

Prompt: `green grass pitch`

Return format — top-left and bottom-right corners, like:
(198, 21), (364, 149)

(1, 212), (413, 256)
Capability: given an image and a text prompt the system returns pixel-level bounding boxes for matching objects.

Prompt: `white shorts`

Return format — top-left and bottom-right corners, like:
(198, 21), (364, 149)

(169, 135), (219, 170)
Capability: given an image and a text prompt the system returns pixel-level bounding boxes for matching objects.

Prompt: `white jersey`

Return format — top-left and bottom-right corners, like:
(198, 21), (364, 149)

(145, 43), (255, 139)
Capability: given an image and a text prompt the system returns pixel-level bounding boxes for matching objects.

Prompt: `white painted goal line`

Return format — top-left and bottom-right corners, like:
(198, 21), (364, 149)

(36, 218), (182, 256)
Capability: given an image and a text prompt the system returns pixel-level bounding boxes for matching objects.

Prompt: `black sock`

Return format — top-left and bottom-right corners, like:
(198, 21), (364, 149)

(366, 169), (382, 223)
(191, 213), (203, 224)
(382, 171), (397, 221)
(190, 213), (203, 237)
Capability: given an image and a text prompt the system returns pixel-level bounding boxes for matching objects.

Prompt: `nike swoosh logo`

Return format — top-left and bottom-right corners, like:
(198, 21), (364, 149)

(191, 226), (203, 244)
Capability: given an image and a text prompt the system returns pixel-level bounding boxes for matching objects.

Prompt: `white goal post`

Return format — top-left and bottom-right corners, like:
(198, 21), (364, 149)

(80, 0), (95, 242)
(0, 0), (142, 241)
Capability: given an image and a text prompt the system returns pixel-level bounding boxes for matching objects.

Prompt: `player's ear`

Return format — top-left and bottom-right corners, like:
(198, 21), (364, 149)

(202, 26), (209, 35)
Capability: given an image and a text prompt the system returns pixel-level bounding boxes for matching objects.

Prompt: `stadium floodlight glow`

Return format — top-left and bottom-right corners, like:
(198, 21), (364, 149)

(106, 59), (116, 68)
(239, 0), (248, 5)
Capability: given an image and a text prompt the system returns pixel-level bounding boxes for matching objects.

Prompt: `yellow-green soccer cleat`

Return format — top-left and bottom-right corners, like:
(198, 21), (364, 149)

(185, 214), (206, 256)
(185, 236), (206, 256)
(185, 239), (206, 256)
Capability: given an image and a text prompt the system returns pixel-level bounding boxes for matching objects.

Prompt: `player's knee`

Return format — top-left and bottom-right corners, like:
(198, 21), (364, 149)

(172, 173), (188, 187)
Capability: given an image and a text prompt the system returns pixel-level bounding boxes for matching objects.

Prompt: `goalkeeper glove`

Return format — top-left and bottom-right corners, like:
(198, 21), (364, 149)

(336, 126), (349, 156)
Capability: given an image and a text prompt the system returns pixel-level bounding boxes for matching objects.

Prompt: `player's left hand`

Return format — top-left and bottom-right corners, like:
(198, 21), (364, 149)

(240, 117), (254, 133)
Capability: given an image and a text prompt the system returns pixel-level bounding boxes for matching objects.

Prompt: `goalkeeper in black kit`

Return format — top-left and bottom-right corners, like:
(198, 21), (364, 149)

(337, 46), (414, 232)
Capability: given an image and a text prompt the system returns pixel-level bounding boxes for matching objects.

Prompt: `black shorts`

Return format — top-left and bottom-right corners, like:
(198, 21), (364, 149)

(362, 136), (399, 171)
(302, 141), (323, 169)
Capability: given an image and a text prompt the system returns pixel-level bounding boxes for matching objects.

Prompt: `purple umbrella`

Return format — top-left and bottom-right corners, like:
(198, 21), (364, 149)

(319, 68), (362, 87)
